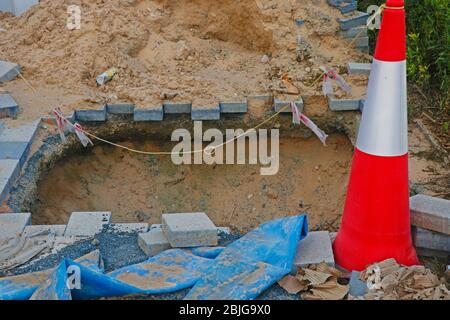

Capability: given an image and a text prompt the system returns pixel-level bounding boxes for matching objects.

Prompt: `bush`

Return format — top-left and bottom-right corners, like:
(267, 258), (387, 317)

(358, 0), (450, 109)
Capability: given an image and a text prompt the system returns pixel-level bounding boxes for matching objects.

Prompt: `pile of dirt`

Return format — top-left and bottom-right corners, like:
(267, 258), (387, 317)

(0, 0), (368, 120)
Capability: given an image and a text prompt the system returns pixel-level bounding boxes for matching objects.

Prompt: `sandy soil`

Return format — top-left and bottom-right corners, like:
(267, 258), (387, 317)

(32, 133), (353, 232)
(0, 0), (369, 122)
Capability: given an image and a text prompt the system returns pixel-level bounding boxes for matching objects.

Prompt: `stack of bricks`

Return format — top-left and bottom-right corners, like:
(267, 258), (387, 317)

(409, 194), (450, 257)
(138, 212), (219, 257)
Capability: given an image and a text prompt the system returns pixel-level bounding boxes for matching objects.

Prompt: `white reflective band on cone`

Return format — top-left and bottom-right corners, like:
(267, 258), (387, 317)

(356, 59), (408, 156)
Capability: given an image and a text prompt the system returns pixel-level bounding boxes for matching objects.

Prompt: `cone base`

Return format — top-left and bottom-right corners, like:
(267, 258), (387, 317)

(333, 148), (419, 271)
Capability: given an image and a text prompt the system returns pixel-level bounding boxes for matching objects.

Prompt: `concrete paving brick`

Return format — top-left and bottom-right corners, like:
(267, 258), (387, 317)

(106, 103), (135, 115)
(274, 98), (303, 113)
(348, 63), (372, 75)
(0, 94), (19, 118)
(163, 102), (191, 114)
(410, 195), (450, 235)
(0, 159), (20, 203)
(191, 105), (220, 120)
(23, 224), (67, 237)
(0, 121), (39, 143)
(338, 1), (357, 14)
(0, 212), (31, 240)
(134, 106), (164, 121)
(338, 11), (370, 30)
(349, 271), (368, 297)
(64, 211), (111, 236)
(111, 223), (149, 233)
(412, 227), (450, 252)
(294, 231), (335, 267)
(0, 61), (20, 82)
(162, 212), (218, 247)
(327, 95), (361, 111)
(0, 141), (29, 167)
(338, 26), (367, 39)
(75, 109), (107, 122)
(219, 101), (247, 113)
(351, 36), (369, 48)
(138, 228), (171, 257)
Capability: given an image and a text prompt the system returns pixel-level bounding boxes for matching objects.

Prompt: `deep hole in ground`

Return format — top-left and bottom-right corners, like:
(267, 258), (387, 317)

(32, 133), (353, 232)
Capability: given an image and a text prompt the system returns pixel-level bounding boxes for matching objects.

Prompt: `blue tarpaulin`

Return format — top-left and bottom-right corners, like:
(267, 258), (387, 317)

(0, 215), (308, 300)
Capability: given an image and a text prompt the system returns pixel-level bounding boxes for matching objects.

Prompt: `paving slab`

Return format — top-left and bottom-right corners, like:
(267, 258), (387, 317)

(0, 212), (31, 240)
(22, 224), (67, 237)
(138, 228), (171, 257)
(163, 102), (191, 114)
(219, 101), (247, 113)
(0, 121), (39, 143)
(338, 1), (357, 14)
(75, 109), (107, 122)
(410, 194), (450, 235)
(327, 95), (361, 111)
(338, 26), (367, 39)
(0, 159), (20, 203)
(412, 227), (450, 253)
(294, 231), (335, 267)
(0, 61), (20, 82)
(338, 11), (370, 30)
(0, 142), (29, 167)
(0, 93), (19, 118)
(274, 98), (303, 113)
(106, 103), (135, 115)
(162, 212), (218, 247)
(348, 63), (372, 75)
(134, 106), (164, 121)
(64, 211), (111, 237)
(191, 105), (220, 120)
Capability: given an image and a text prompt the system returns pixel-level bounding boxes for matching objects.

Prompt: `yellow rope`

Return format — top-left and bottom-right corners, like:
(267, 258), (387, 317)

(55, 105), (291, 156)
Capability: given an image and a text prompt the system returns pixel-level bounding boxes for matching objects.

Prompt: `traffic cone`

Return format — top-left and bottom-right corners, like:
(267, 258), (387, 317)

(333, 0), (419, 271)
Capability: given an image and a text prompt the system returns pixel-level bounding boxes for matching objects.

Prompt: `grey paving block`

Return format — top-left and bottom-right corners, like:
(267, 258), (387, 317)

(0, 94), (19, 118)
(134, 106), (164, 121)
(339, 26), (367, 39)
(349, 271), (368, 297)
(0, 141), (29, 167)
(162, 212), (218, 248)
(0, 61), (20, 82)
(274, 98), (303, 113)
(64, 211), (111, 236)
(138, 229), (171, 257)
(359, 99), (365, 112)
(0, 121), (39, 143)
(412, 227), (450, 252)
(0, 159), (20, 203)
(348, 63), (372, 75)
(0, 212), (31, 240)
(294, 231), (335, 267)
(106, 103), (135, 115)
(191, 105), (220, 120)
(338, 11), (370, 30)
(111, 223), (149, 233)
(219, 101), (247, 113)
(163, 102), (191, 114)
(75, 109), (107, 122)
(327, 95), (361, 111)
(410, 194), (450, 235)
(351, 36), (369, 48)
(338, 1), (357, 14)
(23, 224), (67, 237)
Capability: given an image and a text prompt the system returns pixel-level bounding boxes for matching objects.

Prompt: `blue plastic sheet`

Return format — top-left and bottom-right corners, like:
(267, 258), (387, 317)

(185, 215), (308, 299)
(0, 250), (103, 300)
(0, 215), (308, 300)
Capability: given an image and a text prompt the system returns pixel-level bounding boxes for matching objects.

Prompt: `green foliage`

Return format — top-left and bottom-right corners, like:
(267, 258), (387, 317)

(358, 0), (450, 109)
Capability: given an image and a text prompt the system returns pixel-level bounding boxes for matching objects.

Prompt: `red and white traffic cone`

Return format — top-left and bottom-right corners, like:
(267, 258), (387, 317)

(333, 0), (419, 271)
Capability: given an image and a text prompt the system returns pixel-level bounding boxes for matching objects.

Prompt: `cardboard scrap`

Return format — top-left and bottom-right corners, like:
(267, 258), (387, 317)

(278, 261), (349, 300)
(355, 258), (450, 300)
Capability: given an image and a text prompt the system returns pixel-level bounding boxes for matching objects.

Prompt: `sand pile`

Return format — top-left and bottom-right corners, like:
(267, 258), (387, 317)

(0, 0), (368, 118)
